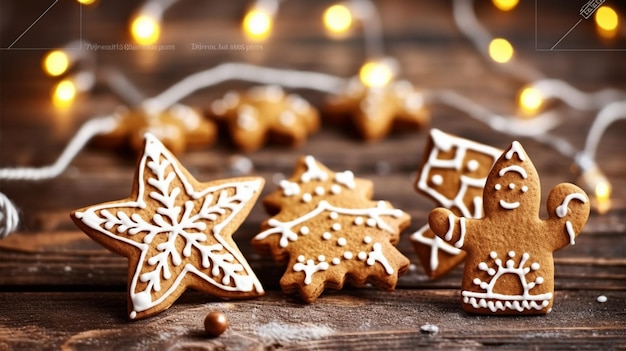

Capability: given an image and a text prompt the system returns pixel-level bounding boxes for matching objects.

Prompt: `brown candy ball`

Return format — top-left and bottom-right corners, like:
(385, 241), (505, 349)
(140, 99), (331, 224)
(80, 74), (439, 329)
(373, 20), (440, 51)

(204, 311), (229, 337)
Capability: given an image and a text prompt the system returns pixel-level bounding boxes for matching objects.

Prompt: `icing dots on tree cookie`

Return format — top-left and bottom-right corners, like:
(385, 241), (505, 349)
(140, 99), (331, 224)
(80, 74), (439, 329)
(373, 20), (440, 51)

(94, 104), (217, 155)
(209, 85), (320, 152)
(71, 133), (264, 319)
(429, 141), (590, 315)
(253, 156), (411, 303)
(412, 129), (502, 279)
(325, 78), (429, 141)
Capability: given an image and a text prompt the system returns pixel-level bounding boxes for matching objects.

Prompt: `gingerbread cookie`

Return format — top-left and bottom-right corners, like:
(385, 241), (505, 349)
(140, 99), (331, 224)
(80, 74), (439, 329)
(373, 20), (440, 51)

(71, 133), (264, 319)
(325, 78), (429, 141)
(94, 104), (216, 155)
(429, 141), (590, 315)
(209, 85), (320, 152)
(412, 129), (502, 279)
(253, 156), (410, 302)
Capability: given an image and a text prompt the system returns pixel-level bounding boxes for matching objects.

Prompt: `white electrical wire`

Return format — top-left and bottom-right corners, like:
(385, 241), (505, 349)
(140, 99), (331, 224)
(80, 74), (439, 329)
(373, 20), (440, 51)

(0, 114), (119, 237)
(145, 63), (350, 114)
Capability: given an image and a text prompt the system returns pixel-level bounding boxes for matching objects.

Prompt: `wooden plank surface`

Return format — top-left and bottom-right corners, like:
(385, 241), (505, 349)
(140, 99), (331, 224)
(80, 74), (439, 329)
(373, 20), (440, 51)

(1, 0), (626, 349)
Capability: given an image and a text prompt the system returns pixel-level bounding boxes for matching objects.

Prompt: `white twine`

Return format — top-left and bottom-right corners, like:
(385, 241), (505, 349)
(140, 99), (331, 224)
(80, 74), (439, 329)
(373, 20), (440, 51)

(0, 115), (119, 238)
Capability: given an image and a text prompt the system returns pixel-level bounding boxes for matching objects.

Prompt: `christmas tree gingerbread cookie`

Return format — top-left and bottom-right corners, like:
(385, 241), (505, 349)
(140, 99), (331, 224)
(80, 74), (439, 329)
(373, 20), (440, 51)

(253, 156), (411, 302)
(412, 129), (502, 279)
(71, 133), (265, 319)
(429, 141), (590, 315)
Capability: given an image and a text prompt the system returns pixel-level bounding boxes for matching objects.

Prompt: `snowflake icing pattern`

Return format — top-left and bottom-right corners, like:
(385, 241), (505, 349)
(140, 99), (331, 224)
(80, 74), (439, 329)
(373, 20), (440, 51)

(72, 134), (264, 319)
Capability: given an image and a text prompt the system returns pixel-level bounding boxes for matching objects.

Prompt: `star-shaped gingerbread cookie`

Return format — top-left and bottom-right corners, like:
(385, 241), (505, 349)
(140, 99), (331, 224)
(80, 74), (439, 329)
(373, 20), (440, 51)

(93, 104), (217, 155)
(412, 129), (502, 279)
(429, 141), (590, 315)
(71, 133), (264, 319)
(325, 78), (429, 141)
(209, 85), (320, 152)
(253, 156), (410, 303)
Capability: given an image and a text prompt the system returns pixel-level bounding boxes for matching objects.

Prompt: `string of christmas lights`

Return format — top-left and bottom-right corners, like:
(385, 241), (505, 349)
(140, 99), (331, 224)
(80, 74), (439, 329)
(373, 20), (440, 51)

(1, 0), (623, 238)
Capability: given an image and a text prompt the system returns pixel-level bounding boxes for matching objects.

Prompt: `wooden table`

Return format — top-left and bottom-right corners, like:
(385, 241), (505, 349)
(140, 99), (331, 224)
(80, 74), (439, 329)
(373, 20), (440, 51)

(1, 1), (625, 349)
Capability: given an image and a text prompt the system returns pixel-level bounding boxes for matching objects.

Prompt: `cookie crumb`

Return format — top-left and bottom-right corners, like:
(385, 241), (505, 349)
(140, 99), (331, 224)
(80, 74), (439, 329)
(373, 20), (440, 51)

(596, 295), (608, 303)
(420, 324), (439, 334)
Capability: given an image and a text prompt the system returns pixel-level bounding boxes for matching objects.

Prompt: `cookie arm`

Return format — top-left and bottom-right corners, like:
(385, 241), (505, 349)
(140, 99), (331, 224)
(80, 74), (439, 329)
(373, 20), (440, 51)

(428, 207), (469, 250)
(545, 183), (591, 250)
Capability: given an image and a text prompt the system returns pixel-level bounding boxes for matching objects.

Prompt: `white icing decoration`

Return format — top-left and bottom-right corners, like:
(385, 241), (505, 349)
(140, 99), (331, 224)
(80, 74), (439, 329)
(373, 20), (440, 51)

(279, 180), (300, 196)
(301, 156), (328, 183)
(322, 232), (332, 240)
(363, 236), (372, 244)
(508, 183), (516, 190)
(467, 159), (479, 172)
(302, 193), (312, 203)
(498, 165), (528, 179)
(499, 200), (520, 210)
(279, 111), (296, 126)
(300, 226), (310, 235)
(417, 129), (501, 217)
(354, 217), (364, 225)
(297, 255), (305, 262)
(357, 252), (367, 260)
(236, 105), (258, 131)
(431, 174), (443, 186)
(366, 243), (394, 274)
(344, 251), (353, 260)
(335, 171), (356, 189)
(521, 186), (528, 193)
(463, 251), (551, 312)
(410, 224), (462, 271)
(337, 237), (347, 246)
(223, 91), (240, 108)
(318, 255), (326, 262)
(455, 218), (466, 248)
(505, 141), (526, 161)
(565, 221), (576, 245)
(74, 134), (264, 316)
(329, 212), (339, 220)
(332, 258), (341, 265)
(332, 223), (341, 231)
(293, 258), (329, 285)
(555, 193), (588, 218)
(331, 185), (341, 194)
(315, 186), (325, 196)
(495, 184), (501, 190)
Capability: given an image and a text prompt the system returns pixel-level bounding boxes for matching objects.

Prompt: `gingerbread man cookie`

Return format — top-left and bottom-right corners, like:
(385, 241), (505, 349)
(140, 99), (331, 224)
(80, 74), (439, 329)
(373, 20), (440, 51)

(429, 141), (590, 315)
(94, 104), (216, 155)
(253, 156), (411, 303)
(325, 78), (429, 141)
(412, 129), (502, 279)
(209, 85), (320, 152)
(71, 133), (264, 319)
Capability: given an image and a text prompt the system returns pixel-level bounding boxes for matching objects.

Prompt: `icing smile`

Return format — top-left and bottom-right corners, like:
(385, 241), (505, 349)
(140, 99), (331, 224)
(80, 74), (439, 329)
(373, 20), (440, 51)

(499, 200), (520, 210)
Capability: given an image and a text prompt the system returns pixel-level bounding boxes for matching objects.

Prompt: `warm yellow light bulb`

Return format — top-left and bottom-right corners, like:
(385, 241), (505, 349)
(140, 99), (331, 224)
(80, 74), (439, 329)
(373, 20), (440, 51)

(43, 50), (70, 77)
(77, 0), (96, 4)
(595, 6), (618, 38)
(243, 9), (272, 41)
(131, 15), (160, 45)
(595, 181), (611, 202)
(359, 61), (394, 88)
(488, 38), (514, 64)
(518, 86), (543, 115)
(53, 80), (77, 108)
(492, 0), (519, 11)
(323, 4), (353, 34)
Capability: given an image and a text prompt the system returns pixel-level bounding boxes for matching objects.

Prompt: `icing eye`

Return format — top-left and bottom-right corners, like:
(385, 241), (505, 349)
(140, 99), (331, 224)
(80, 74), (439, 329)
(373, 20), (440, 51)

(494, 184), (502, 190)
(466, 159), (479, 172)
(431, 174), (443, 186)
(521, 186), (529, 193)
(509, 183), (516, 190)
